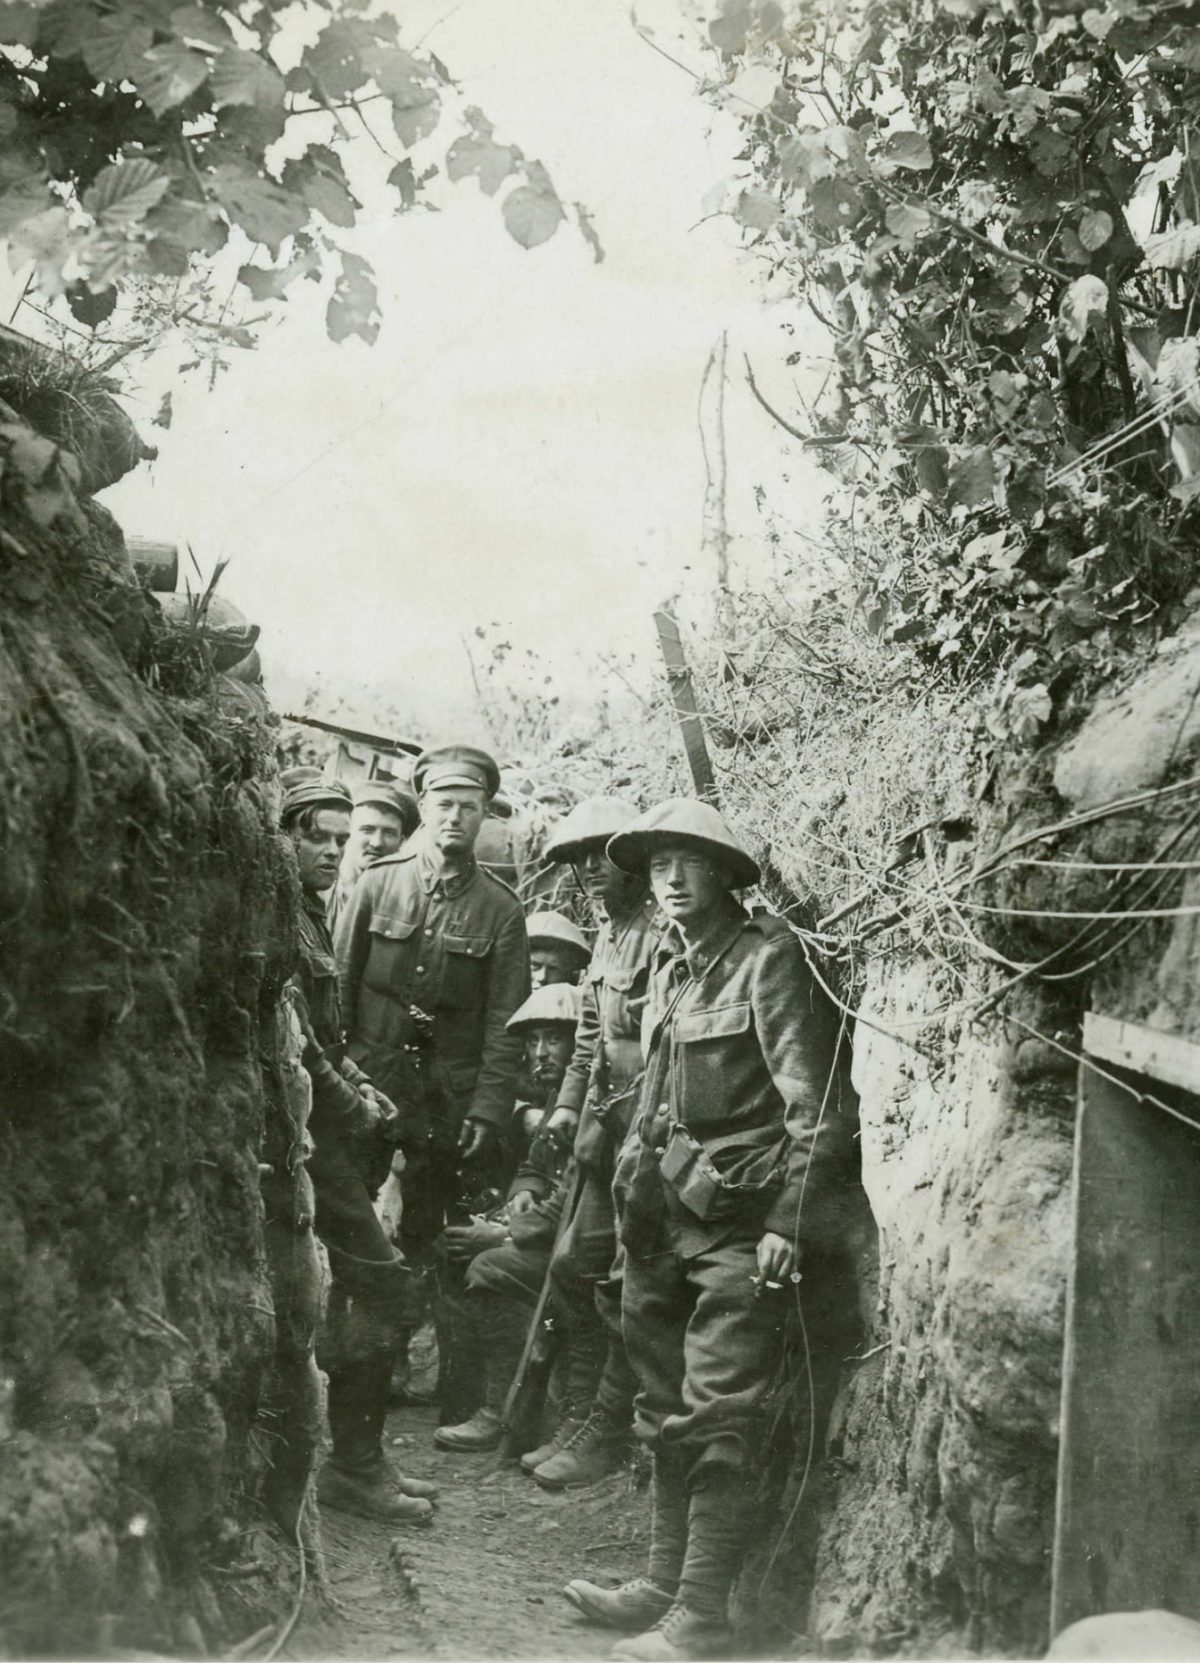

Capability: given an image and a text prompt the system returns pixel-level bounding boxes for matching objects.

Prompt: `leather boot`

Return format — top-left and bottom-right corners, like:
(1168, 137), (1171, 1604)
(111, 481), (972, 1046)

(519, 1407), (584, 1475)
(612, 1470), (749, 1660)
(433, 1405), (502, 1452)
(322, 1354), (435, 1524)
(563, 1449), (685, 1627)
(534, 1406), (627, 1490)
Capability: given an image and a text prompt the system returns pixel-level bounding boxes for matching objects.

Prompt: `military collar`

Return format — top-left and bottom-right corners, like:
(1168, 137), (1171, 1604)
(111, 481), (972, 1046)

(661, 903), (746, 982)
(603, 891), (656, 937)
(302, 888), (332, 922)
(416, 839), (478, 901)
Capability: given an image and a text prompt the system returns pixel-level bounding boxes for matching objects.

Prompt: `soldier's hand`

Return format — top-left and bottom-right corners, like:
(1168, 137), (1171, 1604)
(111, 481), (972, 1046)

(458, 1117), (496, 1161)
(545, 1106), (579, 1149)
(508, 1188), (537, 1217)
(356, 1089), (383, 1134)
(441, 1219), (507, 1262)
(756, 1230), (795, 1284)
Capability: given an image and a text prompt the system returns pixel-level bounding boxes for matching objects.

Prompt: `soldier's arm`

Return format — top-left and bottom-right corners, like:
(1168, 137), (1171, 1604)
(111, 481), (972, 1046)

(293, 985), (367, 1135)
(333, 867), (375, 1035)
(467, 902), (531, 1129)
(752, 934), (844, 1242)
(554, 973), (600, 1116)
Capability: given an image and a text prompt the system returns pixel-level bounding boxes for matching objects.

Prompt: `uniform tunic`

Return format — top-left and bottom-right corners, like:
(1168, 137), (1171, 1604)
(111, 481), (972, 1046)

(335, 836), (530, 1252)
(618, 903), (846, 1471)
(546, 894), (659, 1414)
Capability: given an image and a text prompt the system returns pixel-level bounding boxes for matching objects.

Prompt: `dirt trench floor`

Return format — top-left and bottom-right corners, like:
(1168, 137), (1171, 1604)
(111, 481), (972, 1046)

(286, 1400), (650, 1661)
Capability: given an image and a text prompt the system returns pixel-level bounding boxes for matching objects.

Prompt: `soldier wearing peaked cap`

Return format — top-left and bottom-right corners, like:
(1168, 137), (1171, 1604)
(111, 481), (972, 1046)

(565, 798), (849, 1661)
(334, 743), (531, 1416)
(519, 796), (661, 1492)
(327, 778), (421, 933)
(277, 778), (436, 1528)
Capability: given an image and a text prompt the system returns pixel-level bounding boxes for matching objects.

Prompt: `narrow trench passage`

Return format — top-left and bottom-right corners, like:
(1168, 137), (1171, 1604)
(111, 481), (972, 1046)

(288, 1398), (649, 1660)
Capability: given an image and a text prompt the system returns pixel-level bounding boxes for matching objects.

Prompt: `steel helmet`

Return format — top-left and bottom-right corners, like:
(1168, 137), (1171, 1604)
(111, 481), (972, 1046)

(541, 797), (641, 866)
(506, 982), (582, 1032)
(525, 911), (591, 963)
(606, 798), (760, 889)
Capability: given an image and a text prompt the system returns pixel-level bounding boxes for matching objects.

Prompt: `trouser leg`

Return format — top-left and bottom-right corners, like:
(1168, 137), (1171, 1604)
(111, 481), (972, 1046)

(621, 1242), (689, 1454)
(550, 1171), (621, 1411)
(593, 1238), (637, 1420)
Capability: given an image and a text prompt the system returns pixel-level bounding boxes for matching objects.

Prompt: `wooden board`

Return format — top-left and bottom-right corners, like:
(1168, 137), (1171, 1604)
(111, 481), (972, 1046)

(1050, 1059), (1200, 1635)
(653, 608), (718, 804)
(1083, 1011), (1200, 1095)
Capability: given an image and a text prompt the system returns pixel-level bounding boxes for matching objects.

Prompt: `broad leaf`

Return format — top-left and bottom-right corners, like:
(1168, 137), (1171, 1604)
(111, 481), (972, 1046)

(446, 131), (520, 196)
(947, 446), (996, 508)
(81, 13), (154, 83)
(502, 165), (565, 250)
(737, 189), (779, 231)
(885, 200), (933, 245)
(133, 41), (209, 117)
(878, 130), (933, 172)
(83, 158), (170, 227)
(303, 18), (378, 99)
(0, 3), (39, 47)
(1058, 273), (1108, 341)
(283, 149), (359, 228)
(388, 158), (417, 210)
(144, 193), (228, 258)
(210, 48), (286, 110)
(238, 246), (320, 301)
(6, 205), (71, 296)
(170, 6), (233, 49)
(1078, 207), (1112, 250)
(326, 250), (380, 344)
(1143, 222), (1200, 270)
(211, 163), (307, 255)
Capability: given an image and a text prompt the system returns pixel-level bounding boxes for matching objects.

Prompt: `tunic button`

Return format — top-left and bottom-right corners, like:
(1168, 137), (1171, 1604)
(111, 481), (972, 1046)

(416, 966), (427, 975)
(656, 1103), (669, 1118)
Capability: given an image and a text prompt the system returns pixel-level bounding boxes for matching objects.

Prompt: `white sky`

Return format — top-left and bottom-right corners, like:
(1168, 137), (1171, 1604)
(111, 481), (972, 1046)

(8, 1), (831, 732)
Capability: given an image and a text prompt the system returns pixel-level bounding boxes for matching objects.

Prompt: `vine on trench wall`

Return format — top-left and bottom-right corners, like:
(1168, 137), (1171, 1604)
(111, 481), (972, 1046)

(691, 0), (1200, 744)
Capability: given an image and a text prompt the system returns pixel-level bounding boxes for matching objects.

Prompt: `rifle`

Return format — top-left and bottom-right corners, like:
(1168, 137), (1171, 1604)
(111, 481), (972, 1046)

(501, 1159), (585, 1458)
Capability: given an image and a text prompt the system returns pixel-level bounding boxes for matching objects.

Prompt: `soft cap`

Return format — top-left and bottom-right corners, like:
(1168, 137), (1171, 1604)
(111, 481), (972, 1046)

(413, 744), (501, 798)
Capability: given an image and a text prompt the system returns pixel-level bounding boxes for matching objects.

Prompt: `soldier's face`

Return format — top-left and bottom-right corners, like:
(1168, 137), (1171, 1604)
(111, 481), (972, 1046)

(349, 805), (405, 870)
(530, 944), (582, 989)
(648, 843), (729, 926)
(420, 787), (487, 855)
(527, 1025), (574, 1089)
(294, 809), (351, 893)
(576, 846), (629, 911)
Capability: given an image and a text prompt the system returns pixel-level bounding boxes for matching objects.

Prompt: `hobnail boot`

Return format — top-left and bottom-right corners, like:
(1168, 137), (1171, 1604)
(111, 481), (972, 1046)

(519, 1412), (584, 1475)
(432, 1406), (503, 1452)
(609, 1603), (735, 1661)
(562, 1576), (675, 1631)
(317, 1461), (434, 1526)
(534, 1409), (626, 1490)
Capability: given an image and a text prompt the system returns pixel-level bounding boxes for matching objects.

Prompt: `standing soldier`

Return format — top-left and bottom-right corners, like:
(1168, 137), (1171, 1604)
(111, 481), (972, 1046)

(334, 746), (531, 1402)
(565, 800), (845, 1660)
(327, 779), (419, 933)
(280, 778), (436, 1525)
(524, 798), (658, 1490)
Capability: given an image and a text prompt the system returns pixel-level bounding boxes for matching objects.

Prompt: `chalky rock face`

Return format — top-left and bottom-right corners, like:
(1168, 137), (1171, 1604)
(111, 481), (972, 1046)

(808, 961), (1074, 1656)
(0, 379), (294, 1654)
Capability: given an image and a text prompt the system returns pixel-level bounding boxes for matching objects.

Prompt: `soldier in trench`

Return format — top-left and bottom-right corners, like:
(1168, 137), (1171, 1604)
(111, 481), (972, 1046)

(334, 745), (531, 1420)
(326, 778), (419, 934)
(280, 777), (437, 1525)
(522, 797), (659, 1491)
(564, 799), (845, 1661)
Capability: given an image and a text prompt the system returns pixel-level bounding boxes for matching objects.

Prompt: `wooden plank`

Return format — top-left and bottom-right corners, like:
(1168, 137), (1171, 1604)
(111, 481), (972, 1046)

(1083, 1012), (1200, 1095)
(653, 608), (718, 804)
(1050, 1062), (1200, 1636)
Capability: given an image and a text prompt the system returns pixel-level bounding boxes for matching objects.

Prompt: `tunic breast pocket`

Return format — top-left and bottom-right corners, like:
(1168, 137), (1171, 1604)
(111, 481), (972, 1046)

(440, 932), (492, 1008)
(673, 1001), (752, 1126)
(364, 915), (418, 994)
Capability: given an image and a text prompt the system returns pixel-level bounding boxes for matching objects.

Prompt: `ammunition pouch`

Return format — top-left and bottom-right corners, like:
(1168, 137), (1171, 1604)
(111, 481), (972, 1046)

(659, 1124), (783, 1224)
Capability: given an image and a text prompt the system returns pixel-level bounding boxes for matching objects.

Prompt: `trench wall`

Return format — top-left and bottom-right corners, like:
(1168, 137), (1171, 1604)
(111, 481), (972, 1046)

(0, 390), (294, 1654)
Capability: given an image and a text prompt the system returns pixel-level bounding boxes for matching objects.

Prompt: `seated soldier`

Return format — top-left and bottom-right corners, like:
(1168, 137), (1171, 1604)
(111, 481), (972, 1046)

(432, 983), (580, 1453)
(500, 910), (593, 1185)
